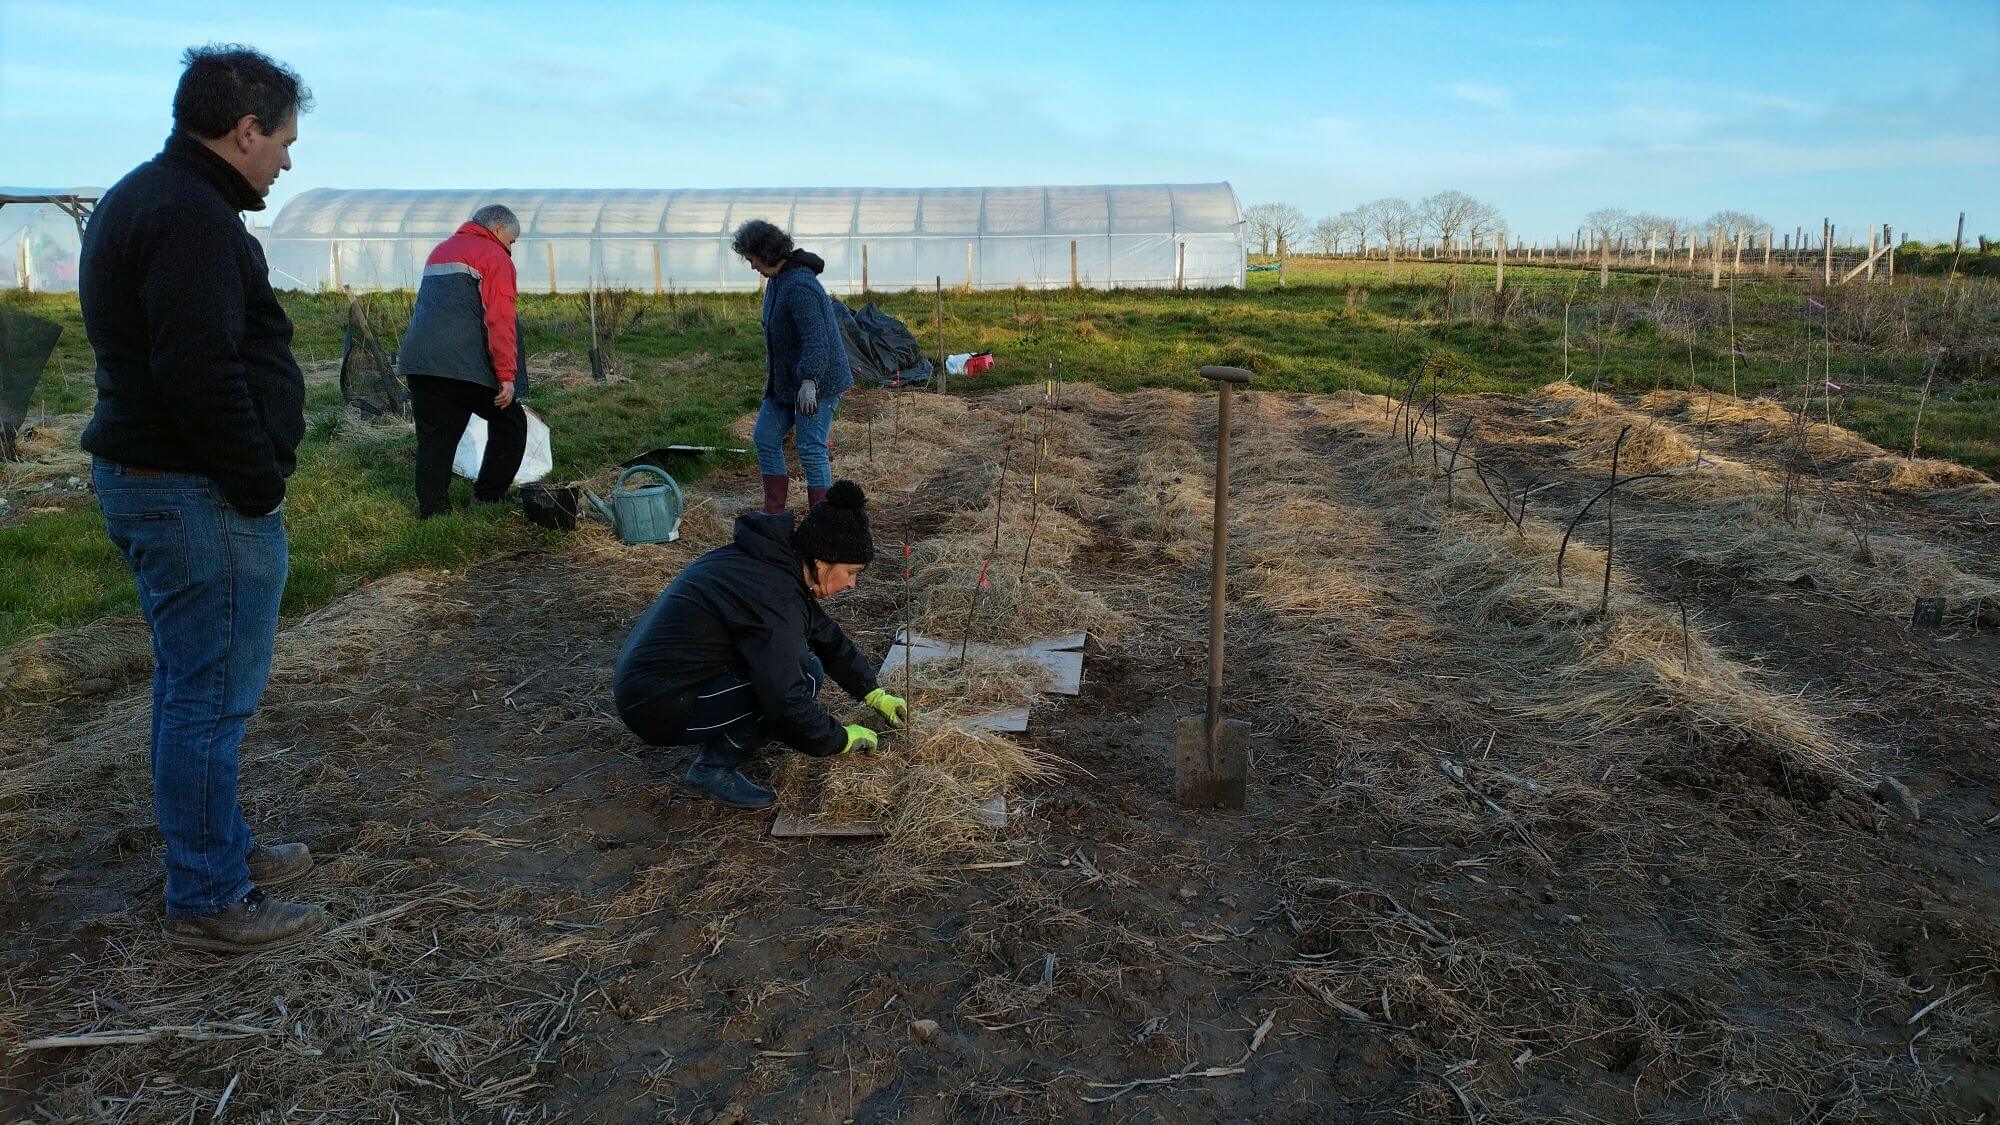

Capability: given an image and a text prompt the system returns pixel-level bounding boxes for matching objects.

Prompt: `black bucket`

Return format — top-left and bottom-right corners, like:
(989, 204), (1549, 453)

(520, 483), (582, 532)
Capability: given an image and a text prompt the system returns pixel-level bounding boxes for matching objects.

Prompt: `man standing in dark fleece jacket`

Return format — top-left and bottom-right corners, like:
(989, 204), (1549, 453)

(79, 45), (325, 953)
(613, 480), (909, 809)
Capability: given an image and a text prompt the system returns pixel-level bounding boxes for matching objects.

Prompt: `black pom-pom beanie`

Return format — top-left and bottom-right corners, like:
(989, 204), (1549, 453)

(793, 480), (875, 565)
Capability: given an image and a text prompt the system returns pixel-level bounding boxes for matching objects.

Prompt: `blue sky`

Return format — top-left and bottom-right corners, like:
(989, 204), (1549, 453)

(3, 0), (1995, 240)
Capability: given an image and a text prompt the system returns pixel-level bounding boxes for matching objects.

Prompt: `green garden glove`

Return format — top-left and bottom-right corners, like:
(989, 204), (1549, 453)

(864, 688), (908, 727)
(841, 724), (878, 754)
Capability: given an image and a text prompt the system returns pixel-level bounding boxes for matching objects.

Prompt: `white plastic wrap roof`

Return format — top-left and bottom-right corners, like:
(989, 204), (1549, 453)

(264, 183), (1244, 293)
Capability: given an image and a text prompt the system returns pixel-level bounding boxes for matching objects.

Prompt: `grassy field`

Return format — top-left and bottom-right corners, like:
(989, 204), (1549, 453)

(2, 261), (1993, 647)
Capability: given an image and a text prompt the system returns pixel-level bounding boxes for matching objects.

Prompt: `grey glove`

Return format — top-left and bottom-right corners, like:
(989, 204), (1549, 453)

(795, 379), (819, 416)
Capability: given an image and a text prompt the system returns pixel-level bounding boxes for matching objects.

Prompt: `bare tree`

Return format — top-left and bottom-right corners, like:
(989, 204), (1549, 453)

(1584, 207), (1630, 245)
(1419, 190), (1485, 252)
(1703, 209), (1767, 243)
(1358, 197), (1418, 279)
(1655, 215), (1693, 252)
(1245, 203), (1309, 255)
(1466, 202), (1506, 250)
(1312, 212), (1344, 252)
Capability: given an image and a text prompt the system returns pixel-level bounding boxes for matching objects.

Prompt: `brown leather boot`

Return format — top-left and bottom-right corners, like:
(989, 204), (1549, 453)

(760, 474), (789, 515)
(162, 889), (327, 954)
(246, 842), (313, 889)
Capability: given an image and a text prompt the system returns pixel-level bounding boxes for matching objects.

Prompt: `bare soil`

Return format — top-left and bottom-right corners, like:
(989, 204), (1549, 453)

(2, 385), (1995, 1123)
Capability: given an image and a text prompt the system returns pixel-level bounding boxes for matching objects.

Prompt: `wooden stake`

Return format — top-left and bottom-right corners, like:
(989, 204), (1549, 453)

(547, 242), (558, 294)
(652, 242), (663, 295)
(1493, 229), (1505, 294)
(1823, 218), (1832, 287)
(935, 276), (947, 393)
(1949, 211), (1965, 280)
(966, 242), (974, 293)
(861, 243), (869, 293)
(1711, 228), (1723, 290)
(1070, 239), (1078, 289)
(1176, 241), (1186, 289)
(1732, 230), (1743, 275)
(329, 241), (341, 292)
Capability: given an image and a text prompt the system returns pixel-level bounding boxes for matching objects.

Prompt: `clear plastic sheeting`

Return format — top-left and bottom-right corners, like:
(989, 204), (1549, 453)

(0, 188), (101, 293)
(264, 183), (1244, 294)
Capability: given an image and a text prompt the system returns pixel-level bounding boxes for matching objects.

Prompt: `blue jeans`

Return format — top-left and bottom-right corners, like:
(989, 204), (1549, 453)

(753, 393), (842, 488)
(684, 652), (824, 767)
(92, 459), (287, 917)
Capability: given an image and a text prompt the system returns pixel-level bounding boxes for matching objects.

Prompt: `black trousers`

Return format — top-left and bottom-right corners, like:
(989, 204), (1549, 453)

(618, 653), (826, 767)
(410, 374), (528, 517)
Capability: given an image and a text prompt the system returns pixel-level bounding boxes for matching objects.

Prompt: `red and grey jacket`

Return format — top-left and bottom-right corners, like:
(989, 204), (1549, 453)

(396, 221), (526, 392)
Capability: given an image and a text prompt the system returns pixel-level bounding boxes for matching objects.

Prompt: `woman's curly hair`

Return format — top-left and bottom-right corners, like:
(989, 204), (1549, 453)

(731, 219), (794, 267)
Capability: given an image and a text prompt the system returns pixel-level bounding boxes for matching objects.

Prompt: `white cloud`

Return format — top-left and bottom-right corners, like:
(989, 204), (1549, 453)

(1447, 82), (1512, 111)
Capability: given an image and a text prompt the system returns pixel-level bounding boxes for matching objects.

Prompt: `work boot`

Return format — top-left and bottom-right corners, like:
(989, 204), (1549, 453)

(162, 888), (327, 954)
(246, 842), (313, 889)
(760, 474), (789, 516)
(683, 761), (776, 809)
(806, 485), (827, 509)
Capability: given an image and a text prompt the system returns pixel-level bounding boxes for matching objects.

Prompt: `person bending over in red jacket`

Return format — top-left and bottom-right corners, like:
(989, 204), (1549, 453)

(397, 203), (529, 518)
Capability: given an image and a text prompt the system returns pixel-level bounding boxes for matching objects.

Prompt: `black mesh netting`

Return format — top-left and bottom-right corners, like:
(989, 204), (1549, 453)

(0, 306), (62, 461)
(339, 299), (408, 418)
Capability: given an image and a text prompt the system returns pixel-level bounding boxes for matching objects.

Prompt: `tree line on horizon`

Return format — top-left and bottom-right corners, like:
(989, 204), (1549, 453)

(1241, 193), (1935, 258)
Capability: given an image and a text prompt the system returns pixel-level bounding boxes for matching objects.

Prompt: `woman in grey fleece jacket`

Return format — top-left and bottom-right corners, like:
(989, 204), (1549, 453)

(733, 219), (855, 515)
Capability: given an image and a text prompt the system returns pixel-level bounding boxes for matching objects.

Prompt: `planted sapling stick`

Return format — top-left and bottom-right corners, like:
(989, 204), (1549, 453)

(1018, 415), (1048, 582)
(959, 426), (1017, 669)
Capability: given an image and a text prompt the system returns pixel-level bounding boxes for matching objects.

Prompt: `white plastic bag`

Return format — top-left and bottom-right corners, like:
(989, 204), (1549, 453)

(454, 406), (552, 484)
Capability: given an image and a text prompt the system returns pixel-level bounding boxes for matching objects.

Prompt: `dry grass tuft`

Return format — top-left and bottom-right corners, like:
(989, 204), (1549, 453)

(1843, 454), (1991, 491)
(0, 615), (153, 712)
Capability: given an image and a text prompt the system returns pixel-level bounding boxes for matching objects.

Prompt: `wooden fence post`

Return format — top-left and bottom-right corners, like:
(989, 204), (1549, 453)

(861, 243), (869, 293)
(1866, 226), (1878, 282)
(329, 240), (341, 292)
(1732, 230), (1743, 275)
(1599, 232), (1610, 289)
(652, 243), (663, 295)
(1764, 227), (1773, 274)
(1494, 229), (1505, 293)
(1276, 233), (1287, 288)
(965, 242), (974, 293)
(1711, 228), (1723, 289)
(1886, 227), (1895, 285)
(1823, 219), (1832, 287)
(1069, 240), (1078, 289)
(935, 276), (947, 393)
(1177, 241), (1186, 290)
(547, 242), (558, 294)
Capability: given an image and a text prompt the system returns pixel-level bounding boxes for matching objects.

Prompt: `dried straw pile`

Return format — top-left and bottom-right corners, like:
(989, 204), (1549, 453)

(1843, 454), (1990, 492)
(772, 653), (1061, 853)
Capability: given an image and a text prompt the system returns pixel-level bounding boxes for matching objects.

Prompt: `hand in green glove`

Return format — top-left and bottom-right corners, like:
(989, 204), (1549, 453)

(864, 688), (908, 727)
(841, 724), (878, 754)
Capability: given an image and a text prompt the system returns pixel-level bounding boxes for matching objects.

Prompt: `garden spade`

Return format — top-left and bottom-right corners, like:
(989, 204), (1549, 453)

(1175, 365), (1252, 808)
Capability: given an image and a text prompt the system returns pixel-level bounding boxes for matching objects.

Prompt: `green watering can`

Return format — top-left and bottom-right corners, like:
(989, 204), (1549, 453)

(585, 465), (684, 545)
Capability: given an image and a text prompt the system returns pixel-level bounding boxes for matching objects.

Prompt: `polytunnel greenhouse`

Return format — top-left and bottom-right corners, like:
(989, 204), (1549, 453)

(262, 183), (1244, 294)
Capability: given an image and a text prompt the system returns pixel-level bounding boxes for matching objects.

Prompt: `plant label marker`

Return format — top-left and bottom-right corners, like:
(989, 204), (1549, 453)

(1911, 598), (1945, 630)
(1176, 365), (1253, 809)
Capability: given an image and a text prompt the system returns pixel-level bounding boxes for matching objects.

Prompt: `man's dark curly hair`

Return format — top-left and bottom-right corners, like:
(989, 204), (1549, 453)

(731, 219), (794, 267)
(173, 44), (313, 139)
